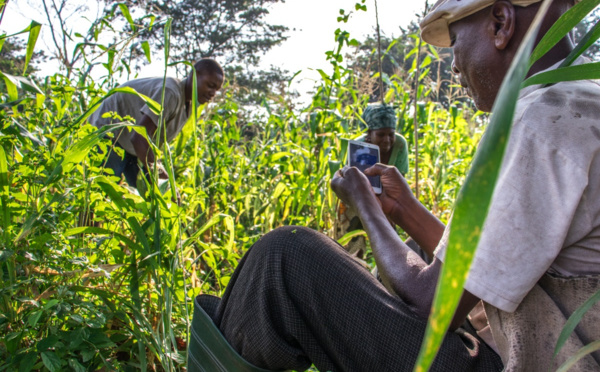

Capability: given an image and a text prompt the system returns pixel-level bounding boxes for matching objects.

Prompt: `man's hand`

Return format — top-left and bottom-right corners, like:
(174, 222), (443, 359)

(330, 166), (377, 210)
(148, 162), (169, 180)
(364, 164), (416, 218)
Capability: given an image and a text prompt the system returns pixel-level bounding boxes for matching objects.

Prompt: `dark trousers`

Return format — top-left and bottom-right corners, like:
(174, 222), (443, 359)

(201, 226), (503, 372)
(103, 146), (144, 188)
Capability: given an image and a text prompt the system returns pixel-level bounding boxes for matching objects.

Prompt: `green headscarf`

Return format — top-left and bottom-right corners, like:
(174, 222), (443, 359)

(362, 104), (396, 131)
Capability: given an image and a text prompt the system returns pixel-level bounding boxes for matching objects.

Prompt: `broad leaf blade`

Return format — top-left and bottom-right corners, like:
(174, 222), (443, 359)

(24, 21), (42, 75)
(72, 86), (162, 128)
(523, 62), (600, 87)
(530, 0), (600, 66)
(414, 2), (554, 371)
(0, 71), (18, 100)
(118, 4), (136, 32)
(0, 146), (10, 235)
(142, 41), (152, 63)
(559, 18), (600, 68)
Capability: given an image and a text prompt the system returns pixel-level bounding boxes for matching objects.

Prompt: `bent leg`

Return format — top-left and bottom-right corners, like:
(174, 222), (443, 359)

(211, 226), (502, 372)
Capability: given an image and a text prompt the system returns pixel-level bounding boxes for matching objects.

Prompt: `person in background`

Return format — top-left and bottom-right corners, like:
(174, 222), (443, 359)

(358, 104), (409, 175)
(189, 0), (600, 371)
(90, 58), (224, 189)
(337, 104), (410, 258)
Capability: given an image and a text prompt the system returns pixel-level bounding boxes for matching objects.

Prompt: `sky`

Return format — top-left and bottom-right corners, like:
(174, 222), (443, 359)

(2, 0), (429, 97)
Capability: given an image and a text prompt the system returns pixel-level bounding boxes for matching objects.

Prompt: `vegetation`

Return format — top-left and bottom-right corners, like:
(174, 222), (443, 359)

(102, 0), (292, 103)
(0, 1), (598, 371)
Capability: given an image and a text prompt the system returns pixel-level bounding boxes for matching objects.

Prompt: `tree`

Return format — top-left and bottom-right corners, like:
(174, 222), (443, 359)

(0, 39), (46, 76)
(105, 0), (291, 104)
(346, 22), (469, 109)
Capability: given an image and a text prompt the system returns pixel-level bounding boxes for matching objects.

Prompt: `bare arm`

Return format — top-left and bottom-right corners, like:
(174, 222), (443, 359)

(129, 114), (168, 179)
(130, 114), (158, 167)
(365, 164), (445, 258)
(330, 165), (480, 330)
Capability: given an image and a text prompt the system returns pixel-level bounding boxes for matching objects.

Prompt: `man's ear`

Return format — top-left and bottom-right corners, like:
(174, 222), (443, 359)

(490, 0), (516, 50)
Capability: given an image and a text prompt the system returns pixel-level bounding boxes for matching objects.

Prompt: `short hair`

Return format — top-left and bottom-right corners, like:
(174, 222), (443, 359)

(194, 58), (224, 77)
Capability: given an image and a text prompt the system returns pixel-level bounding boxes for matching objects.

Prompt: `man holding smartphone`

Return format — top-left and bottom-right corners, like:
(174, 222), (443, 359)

(188, 0), (600, 371)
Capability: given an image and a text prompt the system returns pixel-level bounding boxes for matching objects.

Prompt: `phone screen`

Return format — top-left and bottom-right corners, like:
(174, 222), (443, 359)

(348, 141), (381, 191)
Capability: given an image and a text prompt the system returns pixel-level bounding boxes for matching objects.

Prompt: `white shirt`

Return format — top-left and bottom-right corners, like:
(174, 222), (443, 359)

(435, 58), (600, 313)
(89, 77), (189, 155)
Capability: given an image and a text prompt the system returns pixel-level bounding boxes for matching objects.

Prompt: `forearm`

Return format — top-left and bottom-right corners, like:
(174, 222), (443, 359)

(388, 197), (445, 258)
(130, 132), (154, 167)
(131, 114), (159, 167)
(355, 194), (440, 318)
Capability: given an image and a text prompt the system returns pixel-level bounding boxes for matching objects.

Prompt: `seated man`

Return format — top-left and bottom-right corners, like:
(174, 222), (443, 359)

(90, 58), (224, 188)
(191, 0), (599, 371)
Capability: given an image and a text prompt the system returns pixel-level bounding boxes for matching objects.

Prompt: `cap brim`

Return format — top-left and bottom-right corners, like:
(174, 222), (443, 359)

(421, 18), (452, 48)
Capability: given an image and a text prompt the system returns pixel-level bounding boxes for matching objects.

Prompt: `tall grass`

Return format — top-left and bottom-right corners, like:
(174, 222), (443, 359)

(2, 1), (597, 371)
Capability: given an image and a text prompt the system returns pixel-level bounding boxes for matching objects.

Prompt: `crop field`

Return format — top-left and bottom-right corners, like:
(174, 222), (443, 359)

(1, 0), (598, 371)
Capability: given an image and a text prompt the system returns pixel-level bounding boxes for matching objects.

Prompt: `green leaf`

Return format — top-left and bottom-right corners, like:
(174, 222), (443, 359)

(0, 71), (18, 100)
(97, 177), (151, 254)
(118, 4), (136, 32)
(65, 226), (144, 255)
(37, 335), (59, 351)
(556, 340), (600, 372)
(72, 86), (162, 130)
(41, 352), (62, 372)
(23, 21), (42, 75)
(530, 0), (600, 66)
(88, 330), (116, 349)
(27, 310), (43, 327)
(164, 18), (172, 63)
(68, 359), (86, 372)
(414, 2), (554, 371)
(142, 40), (151, 63)
(0, 146), (9, 233)
(18, 351), (37, 372)
(559, 18), (600, 69)
(553, 289), (600, 359)
(61, 125), (121, 170)
(337, 229), (367, 246)
(15, 75), (44, 95)
(523, 62), (600, 87)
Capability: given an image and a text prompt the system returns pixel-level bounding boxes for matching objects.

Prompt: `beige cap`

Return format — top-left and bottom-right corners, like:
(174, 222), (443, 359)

(420, 0), (545, 47)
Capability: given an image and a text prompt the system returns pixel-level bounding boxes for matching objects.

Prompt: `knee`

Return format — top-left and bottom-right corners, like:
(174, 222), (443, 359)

(249, 225), (341, 263)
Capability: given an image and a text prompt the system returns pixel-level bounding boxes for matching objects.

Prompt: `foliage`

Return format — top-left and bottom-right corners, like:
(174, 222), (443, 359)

(103, 0), (291, 104)
(345, 22), (469, 108)
(0, 2), (485, 370)
(1, 1), (598, 372)
(415, 1), (600, 371)
(0, 39), (46, 76)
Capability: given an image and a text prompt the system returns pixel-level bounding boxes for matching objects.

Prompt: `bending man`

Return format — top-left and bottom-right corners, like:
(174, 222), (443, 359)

(90, 58), (224, 188)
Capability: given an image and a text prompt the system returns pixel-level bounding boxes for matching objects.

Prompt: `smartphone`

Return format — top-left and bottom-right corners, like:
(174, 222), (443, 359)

(347, 139), (382, 194)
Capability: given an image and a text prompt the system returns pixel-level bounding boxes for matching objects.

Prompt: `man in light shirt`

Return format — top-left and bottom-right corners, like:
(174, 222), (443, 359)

(91, 58), (223, 188)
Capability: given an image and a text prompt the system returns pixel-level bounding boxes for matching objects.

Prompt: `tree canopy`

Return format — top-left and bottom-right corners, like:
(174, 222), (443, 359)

(105, 0), (291, 103)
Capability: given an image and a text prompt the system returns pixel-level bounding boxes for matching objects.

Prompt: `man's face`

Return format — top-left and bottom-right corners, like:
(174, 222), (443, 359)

(449, 10), (506, 112)
(196, 71), (224, 104)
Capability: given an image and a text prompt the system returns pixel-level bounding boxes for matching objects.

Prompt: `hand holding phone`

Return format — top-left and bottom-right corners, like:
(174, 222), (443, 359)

(347, 139), (382, 194)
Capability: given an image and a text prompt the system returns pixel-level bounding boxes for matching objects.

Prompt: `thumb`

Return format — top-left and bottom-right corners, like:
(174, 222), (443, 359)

(364, 163), (392, 176)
